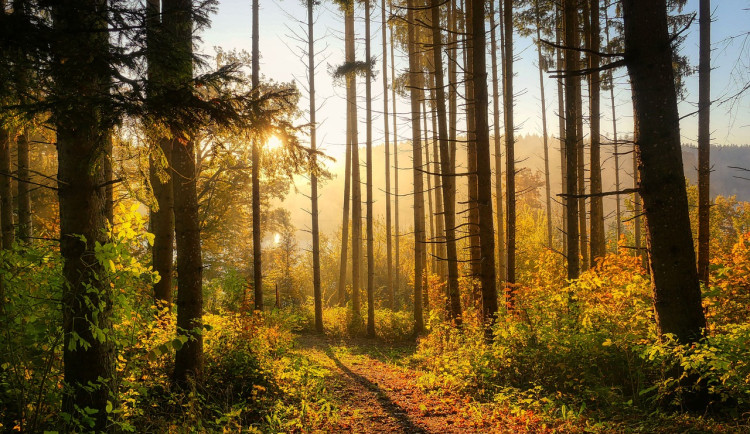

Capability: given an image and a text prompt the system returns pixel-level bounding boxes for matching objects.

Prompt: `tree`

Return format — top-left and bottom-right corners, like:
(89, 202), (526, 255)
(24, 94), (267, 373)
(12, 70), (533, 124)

(473, 0), (498, 323)
(167, 0), (204, 386)
(381, 0), (394, 309)
(407, 0), (425, 334)
(697, 0), (711, 284)
(365, 0), (375, 337)
(502, 0), (516, 305)
(389, 12), (401, 306)
(307, 0), (323, 333)
(252, 0), (263, 311)
(622, 0), (706, 343)
(50, 0), (115, 427)
(562, 0), (580, 280)
(587, 0), (605, 263)
(147, 0), (175, 306)
(464, 0), (481, 304)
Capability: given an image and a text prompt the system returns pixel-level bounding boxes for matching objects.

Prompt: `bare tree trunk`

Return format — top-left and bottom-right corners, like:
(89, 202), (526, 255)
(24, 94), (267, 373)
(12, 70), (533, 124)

(365, 0), (376, 337)
(587, 0), (605, 264)
(534, 0), (553, 251)
(490, 0), (506, 284)
(308, 0), (323, 333)
(390, 18), (400, 307)
(448, 0), (458, 174)
(337, 121), (352, 307)
(251, 0), (263, 311)
(429, 86), (446, 282)
(381, 0), (394, 309)
(472, 0), (498, 323)
(556, 7), (566, 255)
(407, 0), (425, 334)
(16, 129), (31, 242)
(563, 0), (580, 280)
(423, 100), (436, 284)
(623, 0), (707, 341)
(576, 77), (588, 270)
(52, 1), (114, 427)
(502, 0), (515, 305)
(167, 0), (203, 385)
(346, 5), (363, 319)
(430, 0), (461, 324)
(0, 129), (14, 249)
(604, 3), (621, 246)
(697, 0), (711, 284)
(464, 0), (481, 306)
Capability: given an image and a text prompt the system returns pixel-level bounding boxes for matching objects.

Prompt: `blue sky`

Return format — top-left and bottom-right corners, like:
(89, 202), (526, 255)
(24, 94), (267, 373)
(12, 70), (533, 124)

(200, 0), (750, 160)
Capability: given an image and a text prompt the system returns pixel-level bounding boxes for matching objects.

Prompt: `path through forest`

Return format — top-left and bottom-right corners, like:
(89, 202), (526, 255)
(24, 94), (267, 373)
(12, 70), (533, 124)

(295, 334), (493, 433)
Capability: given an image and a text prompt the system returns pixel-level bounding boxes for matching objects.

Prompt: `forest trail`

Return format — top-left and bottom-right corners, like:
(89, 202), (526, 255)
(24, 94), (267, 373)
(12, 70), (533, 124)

(295, 334), (484, 433)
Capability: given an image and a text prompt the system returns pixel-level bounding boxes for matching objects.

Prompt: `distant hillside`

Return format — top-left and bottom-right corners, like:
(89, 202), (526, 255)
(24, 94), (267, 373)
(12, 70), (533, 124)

(281, 135), (749, 241)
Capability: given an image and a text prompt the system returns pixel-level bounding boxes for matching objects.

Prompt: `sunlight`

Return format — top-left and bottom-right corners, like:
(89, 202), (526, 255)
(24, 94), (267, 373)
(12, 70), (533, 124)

(265, 134), (283, 151)
(273, 232), (281, 245)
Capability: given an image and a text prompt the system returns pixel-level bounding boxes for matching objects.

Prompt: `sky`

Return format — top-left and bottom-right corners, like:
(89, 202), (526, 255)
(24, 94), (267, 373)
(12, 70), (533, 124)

(200, 0), (750, 159)
(198, 0), (750, 239)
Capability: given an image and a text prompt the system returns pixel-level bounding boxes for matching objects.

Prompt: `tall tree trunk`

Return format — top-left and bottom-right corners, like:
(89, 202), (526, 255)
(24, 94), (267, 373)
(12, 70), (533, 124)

(623, 0), (707, 342)
(563, 0), (580, 280)
(308, 0), (323, 333)
(381, 0), (394, 309)
(16, 129), (31, 242)
(604, 3), (621, 246)
(447, 0), (458, 175)
(423, 100), (436, 284)
(407, 0), (425, 334)
(502, 0), (515, 305)
(251, 0), (263, 311)
(52, 0), (114, 427)
(588, 0), (605, 263)
(556, 7), (567, 255)
(473, 0), (498, 323)
(431, 0), (461, 324)
(429, 86), (446, 282)
(490, 0), (506, 284)
(0, 129), (14, 249)
(167, 0), (203, 385)
(346, 5), (362, 319)
(463, 0), (481, 307)
(147, 0), (175, 307)
(576, 71), (588, 269)
(534, 0), (553, 251)
(390, 18), (400, 307)
(337, 117), (352, 307)
(697, 0), (711, 284)
(365, 0), (376, 337)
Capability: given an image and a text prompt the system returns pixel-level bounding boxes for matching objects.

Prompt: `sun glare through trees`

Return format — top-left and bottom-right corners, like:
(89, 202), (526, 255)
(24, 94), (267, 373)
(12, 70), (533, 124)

(1, 0), (749, 432)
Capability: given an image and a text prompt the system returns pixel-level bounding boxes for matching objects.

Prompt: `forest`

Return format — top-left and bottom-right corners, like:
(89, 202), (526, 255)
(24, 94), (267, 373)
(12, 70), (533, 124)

(1, 0), (749, 432)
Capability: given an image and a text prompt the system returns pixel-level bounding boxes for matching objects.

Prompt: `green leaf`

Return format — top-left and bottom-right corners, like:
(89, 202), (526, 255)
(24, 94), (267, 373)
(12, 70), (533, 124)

(105, 401), (113, 414)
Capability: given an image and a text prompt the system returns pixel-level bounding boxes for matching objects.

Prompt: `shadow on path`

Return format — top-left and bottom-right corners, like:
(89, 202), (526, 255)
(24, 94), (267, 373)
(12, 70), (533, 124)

(321, 343), (428, 433)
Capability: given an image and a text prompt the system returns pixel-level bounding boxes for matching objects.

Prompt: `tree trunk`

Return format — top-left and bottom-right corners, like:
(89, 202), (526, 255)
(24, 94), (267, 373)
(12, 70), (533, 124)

(337, 118), (352, 307)
(490, 0), (506, 284)
(346, 5), (362, 319)
(556, 7), (567, 255)
(563, 0), (580, 280)
(474, 0), (498, 323)
(407, 0), (425, 334)
(423, 100), (436, 285)
(587, 0), (605, 264)
(390, 18), (400, 307)
(430, 0), (461, 324)
(251, 0), (263, 311)
(381, 0), (394, 309)
(308, 0), (323, 333)
(576, 72), (588, 269)
(365, 0), (376, 337)
(502, 0), (515, 305)
(0, 128), (14, 249)
(697, 0), (711, 284)
(534, 0), (553, 251)
(51, 0), (114, 427)
(622, 0), (706, 343)
(429, 86), (446, 282)
(16, 129), (31, 242)
(604, 4), (621, 246)
(166, 0), (204, 385)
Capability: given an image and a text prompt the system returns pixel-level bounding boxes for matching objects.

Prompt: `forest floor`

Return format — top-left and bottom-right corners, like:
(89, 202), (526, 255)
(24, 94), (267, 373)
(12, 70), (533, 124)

(295, 333), (502, 433)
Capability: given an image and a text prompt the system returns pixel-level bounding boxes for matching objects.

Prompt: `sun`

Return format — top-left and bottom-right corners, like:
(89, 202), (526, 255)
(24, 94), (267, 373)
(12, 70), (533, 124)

(273, 232), (281, 245)
(266, 134), (284, 151)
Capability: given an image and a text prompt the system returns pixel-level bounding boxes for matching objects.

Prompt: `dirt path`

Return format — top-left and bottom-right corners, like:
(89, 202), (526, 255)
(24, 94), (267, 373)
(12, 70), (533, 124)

(294, 334), (484, 433)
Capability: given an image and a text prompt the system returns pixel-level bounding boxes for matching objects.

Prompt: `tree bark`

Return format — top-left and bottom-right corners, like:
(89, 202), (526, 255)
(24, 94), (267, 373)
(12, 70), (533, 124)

(556, 6), (567, 255)
(0, 128), (14, 249)
(622, 0), (707, 343)
(166, 0), (204, 385)
(563, 0), (580, 280)
(51, 0), (114, 427)
(588, 0), (606, 264)
(604, 4), (621, 245)
(346, 5), (362, 319)
(365, 0), (376, 337)
(390, 18), (400, 307)
(490, 0), (506, 284)
(534, 0), (553, 252)
(381, 0), (394, 309)
(251, 0), (263, 311)
(407, 0), (425, 334)
(474, 0), (498, 323)
(308, 0), (323, 333)
(697, 0), (711, 284)
(16, 129), (31, 242)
